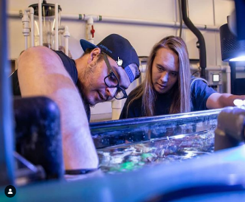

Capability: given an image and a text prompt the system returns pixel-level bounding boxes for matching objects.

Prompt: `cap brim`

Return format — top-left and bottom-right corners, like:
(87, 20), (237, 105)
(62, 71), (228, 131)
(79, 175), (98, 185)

(80, 39), (97, 51)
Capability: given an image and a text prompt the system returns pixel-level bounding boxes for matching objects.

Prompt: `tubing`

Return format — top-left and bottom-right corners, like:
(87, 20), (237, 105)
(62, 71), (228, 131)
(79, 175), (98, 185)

(64, 26), (70, 56)
(181, 0), (207, 78)
(87, 17), (94, 44)
(22, 10), (29, 50)
(24, 36), (28, 49)
(55, 3), (58, 50)
(8, 11), (220, 31)
(29, 7), (34, 47)
(225, 65), (231, 94)
(38, 0), (43, 46)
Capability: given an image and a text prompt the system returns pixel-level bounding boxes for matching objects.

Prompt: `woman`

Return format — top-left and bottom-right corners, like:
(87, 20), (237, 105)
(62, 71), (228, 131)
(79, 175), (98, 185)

(120, 36), (245, 119)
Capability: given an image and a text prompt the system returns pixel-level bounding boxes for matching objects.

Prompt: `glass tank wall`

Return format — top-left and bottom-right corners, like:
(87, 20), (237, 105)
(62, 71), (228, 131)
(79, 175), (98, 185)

(90, 109), (222, 173)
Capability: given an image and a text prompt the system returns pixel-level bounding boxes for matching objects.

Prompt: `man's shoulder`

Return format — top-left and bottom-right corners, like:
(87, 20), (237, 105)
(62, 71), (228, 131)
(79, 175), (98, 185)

(26, 46), (55, 55)
(53, 50), (75, 64)
(54, 50), (69, 58)
(53, 50), (77, 84)
(19, 46), (60, 64)
(18, 46), (68, 76)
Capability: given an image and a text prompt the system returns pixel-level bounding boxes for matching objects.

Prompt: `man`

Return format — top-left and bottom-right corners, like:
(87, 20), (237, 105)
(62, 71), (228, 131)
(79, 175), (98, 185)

(12, 34), (140, 174)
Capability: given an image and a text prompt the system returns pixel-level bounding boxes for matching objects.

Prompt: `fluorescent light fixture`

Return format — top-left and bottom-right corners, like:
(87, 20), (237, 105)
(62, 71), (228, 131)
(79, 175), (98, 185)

(229, 56), (245, 61)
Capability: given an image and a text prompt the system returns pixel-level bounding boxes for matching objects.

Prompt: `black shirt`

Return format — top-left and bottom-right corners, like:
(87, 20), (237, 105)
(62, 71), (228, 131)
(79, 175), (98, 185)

(120, 78), (216, 119)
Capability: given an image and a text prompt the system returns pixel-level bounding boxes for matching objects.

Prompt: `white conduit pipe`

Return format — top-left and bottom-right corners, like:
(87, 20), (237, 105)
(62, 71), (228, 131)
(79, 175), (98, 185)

(225, 65), (231, 94)
(64, 26), (70, 56)
(38, 0), (43, 46)
(22, 8), (34, 49)
(24, 7), (34, 47)
(8, 11), (22, 18)
(101, 16), (219, 31)
(29, 7), (34, 47)
(111, 100), (122, 120)
(87, 17), (94, 44)
(55, 3), (59, 50)
(62, 14), (220, 31)
(8, 12), (220, 31)
(102, 16), (176, 27)
(24, 37), (28, 50)
(22, 10), (29, 50)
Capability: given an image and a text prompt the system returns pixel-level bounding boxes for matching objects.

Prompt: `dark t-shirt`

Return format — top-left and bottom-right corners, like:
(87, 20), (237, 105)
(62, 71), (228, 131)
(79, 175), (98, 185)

(119, 77), (216, 119)
(11, 50), (91, 120)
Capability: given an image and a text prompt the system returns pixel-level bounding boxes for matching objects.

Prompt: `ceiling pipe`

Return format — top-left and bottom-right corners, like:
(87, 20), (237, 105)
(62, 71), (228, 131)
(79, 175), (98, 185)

(181, 0), (207, 79)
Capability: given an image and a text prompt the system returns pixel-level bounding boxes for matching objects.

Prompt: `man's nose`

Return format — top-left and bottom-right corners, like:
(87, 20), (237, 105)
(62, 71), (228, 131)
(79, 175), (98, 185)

(106, 87), (117, 99)
(160, 71), (169, 82)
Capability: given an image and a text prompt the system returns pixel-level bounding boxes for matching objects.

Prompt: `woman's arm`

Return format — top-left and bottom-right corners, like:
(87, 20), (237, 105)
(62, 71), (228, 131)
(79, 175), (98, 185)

(207, 93), (245, 109)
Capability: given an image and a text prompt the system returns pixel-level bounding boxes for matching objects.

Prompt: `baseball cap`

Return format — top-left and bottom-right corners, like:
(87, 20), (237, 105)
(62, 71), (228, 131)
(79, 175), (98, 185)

(80, 34), (140, 83)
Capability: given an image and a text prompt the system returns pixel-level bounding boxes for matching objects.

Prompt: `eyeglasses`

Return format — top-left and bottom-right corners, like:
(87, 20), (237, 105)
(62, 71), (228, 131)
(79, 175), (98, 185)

(102, 53), (128, 100)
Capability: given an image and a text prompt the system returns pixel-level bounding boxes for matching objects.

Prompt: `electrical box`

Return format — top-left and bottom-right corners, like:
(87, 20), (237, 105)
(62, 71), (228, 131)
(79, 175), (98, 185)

(205, 69), (224, 93)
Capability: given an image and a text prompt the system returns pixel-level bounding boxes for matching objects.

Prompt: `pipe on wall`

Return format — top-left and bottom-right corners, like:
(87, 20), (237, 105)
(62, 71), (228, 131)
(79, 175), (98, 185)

(22, 8), (35, 49)
(75, 15), (219, 31)
(64, 26), (70, 56)
(225, 65), (231, 94)
(38, 0), (43, 46)
(87, 16), (95, 44)
(8, 11), (220, 31)
(55, 3), (59, 50)
(22, 11), (29, 50)
(181, 0), (207, 79)
(29, 7), (34, 47)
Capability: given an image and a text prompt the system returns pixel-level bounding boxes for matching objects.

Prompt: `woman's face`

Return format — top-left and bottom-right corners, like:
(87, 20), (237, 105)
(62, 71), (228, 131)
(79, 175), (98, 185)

(151, 47), (179, 94)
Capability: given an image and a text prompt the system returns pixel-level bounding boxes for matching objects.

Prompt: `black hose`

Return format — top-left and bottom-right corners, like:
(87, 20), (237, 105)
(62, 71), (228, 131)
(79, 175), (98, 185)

(181, 0), (206, 78)
(178, 0), (183, 37)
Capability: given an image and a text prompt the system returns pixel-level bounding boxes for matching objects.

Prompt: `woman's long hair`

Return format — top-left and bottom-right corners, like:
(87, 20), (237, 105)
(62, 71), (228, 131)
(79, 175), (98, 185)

(126, 36), (191, 117)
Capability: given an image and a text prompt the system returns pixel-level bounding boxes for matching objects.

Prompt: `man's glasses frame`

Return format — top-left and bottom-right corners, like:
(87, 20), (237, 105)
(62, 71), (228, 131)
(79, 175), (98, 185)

(102, 53), (128, 100)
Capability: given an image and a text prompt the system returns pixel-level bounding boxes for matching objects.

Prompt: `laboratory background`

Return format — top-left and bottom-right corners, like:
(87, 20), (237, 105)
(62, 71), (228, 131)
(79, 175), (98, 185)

(1, 0), (245, 201)
(8, 0), (235, 122)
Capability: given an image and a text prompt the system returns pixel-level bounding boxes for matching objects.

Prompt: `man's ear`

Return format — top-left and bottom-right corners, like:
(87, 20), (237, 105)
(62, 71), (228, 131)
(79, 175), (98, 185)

(87, 47), (101, 64)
